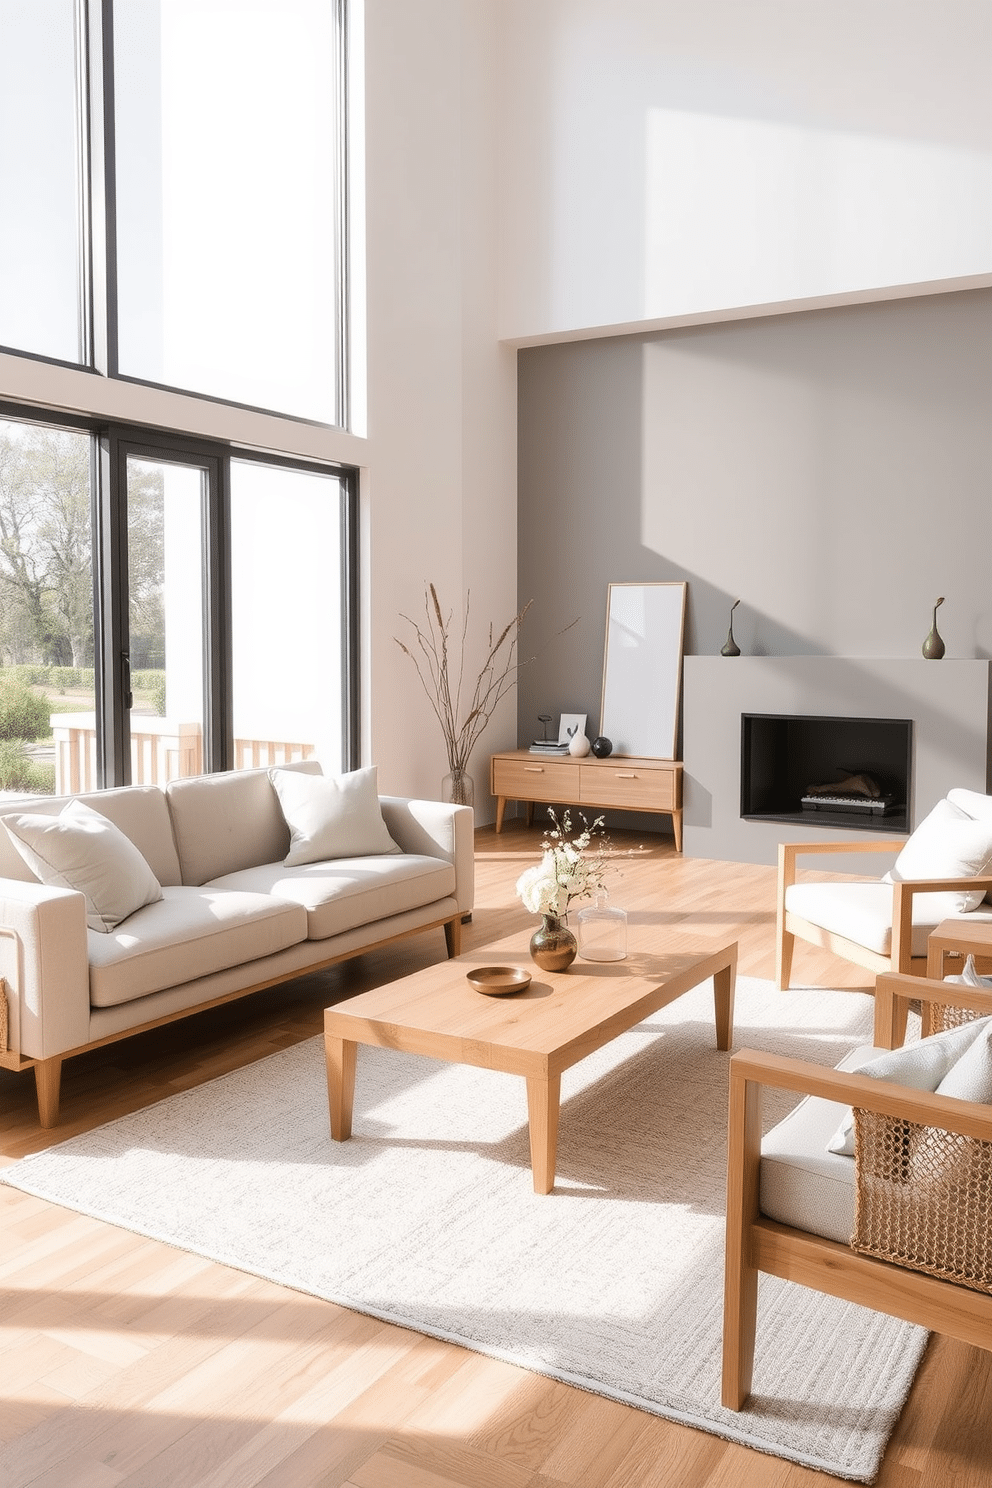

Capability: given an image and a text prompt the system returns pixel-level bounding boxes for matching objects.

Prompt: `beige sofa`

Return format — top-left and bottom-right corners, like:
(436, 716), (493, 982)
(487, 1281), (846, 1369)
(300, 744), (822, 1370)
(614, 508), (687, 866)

(0, 762), (474, 1126)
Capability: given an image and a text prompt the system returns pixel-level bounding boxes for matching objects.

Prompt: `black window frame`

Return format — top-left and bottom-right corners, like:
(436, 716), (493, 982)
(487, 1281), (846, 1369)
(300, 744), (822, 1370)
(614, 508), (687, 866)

(0, 399), (360, 789)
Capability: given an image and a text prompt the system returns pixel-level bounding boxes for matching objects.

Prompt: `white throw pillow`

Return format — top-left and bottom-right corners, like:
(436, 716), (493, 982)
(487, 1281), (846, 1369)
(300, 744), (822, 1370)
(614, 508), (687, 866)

(946, 787), (992, 824)
(826, 1017), (992, 1155)
(270, 765), (401, 866)
(943, 954), (992, 991)
(1, 799), (163, 932)
(933, 1018), (992, 1102)
(885, 797), (992, 912)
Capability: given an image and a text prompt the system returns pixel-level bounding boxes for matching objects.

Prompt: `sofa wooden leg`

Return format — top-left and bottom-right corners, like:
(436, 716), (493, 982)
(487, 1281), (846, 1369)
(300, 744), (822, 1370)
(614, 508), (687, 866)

(444, 917), (462, 958)
(35, 1057), (63, 1128)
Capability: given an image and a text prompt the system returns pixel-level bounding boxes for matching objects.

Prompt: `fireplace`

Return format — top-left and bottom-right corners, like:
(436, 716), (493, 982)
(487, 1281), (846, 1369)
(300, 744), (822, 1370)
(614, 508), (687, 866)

(740, 713), (913, 834)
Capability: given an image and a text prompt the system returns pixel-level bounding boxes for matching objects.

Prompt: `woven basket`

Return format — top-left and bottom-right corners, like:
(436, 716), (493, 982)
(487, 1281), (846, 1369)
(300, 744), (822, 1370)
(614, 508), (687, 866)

(929, 1001), (984, 1034)
(852, 1107), (992, 1295)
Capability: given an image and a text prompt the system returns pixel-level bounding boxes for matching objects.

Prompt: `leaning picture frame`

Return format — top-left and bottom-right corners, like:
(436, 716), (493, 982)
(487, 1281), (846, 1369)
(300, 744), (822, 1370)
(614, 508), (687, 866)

(558, 712), (587, 746)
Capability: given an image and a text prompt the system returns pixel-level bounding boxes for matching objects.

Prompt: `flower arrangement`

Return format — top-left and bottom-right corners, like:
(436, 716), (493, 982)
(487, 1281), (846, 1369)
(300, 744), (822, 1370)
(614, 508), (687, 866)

(515, 809), (611, 922)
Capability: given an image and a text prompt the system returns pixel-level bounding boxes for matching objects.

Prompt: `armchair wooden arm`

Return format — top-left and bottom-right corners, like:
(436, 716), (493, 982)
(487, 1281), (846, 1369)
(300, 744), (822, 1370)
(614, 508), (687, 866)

(723, 1022), (992, 1409)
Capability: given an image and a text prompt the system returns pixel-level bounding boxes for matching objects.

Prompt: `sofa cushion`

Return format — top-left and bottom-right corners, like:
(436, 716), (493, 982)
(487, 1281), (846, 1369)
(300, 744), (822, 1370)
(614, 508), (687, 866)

(270, 765), (400, 865)
(785, 880), (992, 957)
(204, 853), (455, 942)
(886, 797), (992, 912)
(165, 760), (322, 885)
(87, 886), (308, 1008)
(0, 785), (182, 887)
(1, 800), (163, 932)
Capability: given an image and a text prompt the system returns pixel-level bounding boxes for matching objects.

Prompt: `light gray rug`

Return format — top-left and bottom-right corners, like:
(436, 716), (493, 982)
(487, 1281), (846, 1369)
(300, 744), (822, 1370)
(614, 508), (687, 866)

(4, 976), (927, 1482)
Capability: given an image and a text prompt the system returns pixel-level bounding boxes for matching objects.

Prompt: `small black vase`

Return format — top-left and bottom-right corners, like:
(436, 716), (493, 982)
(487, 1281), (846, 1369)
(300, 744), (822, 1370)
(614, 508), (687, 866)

(591, 736), (613, 758)
(721, 599), (741, 657)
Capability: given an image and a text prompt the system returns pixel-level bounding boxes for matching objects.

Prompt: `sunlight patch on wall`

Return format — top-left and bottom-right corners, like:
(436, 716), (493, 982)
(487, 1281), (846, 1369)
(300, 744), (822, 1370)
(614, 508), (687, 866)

(645, 108), (992, 319)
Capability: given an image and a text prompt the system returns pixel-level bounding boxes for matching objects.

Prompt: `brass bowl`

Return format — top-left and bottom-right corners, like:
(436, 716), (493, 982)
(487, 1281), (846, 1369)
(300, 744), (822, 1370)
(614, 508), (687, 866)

(466, 965), (532, 996)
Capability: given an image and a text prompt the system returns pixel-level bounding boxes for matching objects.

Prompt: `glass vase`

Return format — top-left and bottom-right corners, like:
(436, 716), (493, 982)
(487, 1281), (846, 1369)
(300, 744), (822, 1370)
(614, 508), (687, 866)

(577, 889), (627, 961)
(529, 914), (578, 972)
(442, 768), (474, 808)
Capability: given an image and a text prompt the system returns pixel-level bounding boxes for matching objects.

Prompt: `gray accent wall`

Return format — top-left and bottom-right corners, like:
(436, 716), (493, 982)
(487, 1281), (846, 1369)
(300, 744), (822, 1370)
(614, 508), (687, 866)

(516, 287), (992, 837)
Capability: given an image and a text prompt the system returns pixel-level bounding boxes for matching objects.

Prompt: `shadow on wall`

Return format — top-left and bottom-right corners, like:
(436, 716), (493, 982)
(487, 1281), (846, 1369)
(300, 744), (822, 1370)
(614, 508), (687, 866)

(516, 291), (992, 750)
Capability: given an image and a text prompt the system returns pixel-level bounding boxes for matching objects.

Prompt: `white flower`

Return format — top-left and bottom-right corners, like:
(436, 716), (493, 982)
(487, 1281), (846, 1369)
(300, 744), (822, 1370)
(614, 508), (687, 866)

(515, 809), (611, 920)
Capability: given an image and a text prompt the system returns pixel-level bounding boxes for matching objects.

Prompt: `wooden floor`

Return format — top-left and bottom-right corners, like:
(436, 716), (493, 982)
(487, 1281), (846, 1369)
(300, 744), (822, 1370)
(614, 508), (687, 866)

(2, 823), (990, 1487)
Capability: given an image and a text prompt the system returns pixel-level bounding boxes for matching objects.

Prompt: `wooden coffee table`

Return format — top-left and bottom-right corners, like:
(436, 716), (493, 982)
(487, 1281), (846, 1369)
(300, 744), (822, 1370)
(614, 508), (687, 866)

(323, 930), (737, 1193)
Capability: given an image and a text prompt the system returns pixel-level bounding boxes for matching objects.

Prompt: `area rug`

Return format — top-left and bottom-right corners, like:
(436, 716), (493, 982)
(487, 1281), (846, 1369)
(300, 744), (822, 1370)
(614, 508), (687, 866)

(3, 976), (927, 1482)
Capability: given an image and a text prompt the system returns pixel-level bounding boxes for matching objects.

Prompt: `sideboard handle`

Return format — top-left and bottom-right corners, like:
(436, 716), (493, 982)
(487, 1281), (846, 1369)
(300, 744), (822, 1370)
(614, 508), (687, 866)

(615, 771), (637, 778)
(524, 766), (544, 773)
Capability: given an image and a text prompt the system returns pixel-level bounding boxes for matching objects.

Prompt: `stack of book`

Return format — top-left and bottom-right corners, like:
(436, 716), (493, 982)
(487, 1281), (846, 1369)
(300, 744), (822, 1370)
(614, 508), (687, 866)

(529, 739), (570, 755)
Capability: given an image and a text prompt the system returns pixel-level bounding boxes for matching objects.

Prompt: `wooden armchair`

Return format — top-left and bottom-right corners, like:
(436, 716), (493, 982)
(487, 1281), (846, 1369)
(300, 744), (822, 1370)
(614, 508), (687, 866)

(776, 837), (992, 1046)
(722, 970), (992, 1411)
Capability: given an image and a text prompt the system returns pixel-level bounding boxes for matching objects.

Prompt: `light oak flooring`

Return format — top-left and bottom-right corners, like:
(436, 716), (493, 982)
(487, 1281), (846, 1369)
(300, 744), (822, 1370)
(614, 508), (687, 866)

(2, 823), (991, 1487)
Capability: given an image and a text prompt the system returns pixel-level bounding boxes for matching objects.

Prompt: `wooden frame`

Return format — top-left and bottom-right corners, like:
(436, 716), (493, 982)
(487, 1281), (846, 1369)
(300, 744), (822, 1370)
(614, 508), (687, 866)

(776, 838), (992, 1046)
(723, 970), (992, 1410)
(600, 582), (686, 760)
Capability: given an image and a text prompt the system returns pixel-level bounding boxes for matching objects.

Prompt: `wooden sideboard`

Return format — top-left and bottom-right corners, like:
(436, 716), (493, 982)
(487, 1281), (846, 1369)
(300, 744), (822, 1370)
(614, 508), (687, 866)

(490, 750), (683, 851)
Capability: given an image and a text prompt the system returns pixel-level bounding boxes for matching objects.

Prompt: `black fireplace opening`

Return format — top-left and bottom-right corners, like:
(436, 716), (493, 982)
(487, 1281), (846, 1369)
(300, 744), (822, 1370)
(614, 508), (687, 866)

(741, 714), (913, 833)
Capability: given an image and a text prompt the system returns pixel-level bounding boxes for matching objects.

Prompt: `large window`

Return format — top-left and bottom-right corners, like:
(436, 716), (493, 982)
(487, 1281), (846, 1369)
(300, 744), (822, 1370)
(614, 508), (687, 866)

(0, 0), (358, 794)
(0, 0), (349, 428)
(0, 411), (357, 796)
(0, 0), (86, 363)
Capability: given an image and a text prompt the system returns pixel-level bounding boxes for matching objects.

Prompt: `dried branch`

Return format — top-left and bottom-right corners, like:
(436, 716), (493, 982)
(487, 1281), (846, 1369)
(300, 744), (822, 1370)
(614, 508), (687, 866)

(395, 586), (577, 775)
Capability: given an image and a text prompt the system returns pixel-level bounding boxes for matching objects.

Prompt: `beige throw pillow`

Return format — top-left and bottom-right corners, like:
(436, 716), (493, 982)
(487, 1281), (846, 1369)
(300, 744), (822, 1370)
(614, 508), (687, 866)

(1, 799), (163, 932)
(270, 765), (401, 866)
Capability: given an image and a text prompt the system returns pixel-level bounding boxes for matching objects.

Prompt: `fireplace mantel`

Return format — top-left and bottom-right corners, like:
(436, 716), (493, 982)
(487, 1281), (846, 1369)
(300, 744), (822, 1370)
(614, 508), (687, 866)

(682, 657), (991, 867)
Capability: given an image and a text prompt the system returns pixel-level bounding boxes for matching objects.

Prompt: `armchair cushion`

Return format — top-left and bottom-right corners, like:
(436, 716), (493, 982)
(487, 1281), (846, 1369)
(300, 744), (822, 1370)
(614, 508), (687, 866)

(759, 1045), (873, 1243)
(886, 797), (992, 912)
(784, 880), (992, 958)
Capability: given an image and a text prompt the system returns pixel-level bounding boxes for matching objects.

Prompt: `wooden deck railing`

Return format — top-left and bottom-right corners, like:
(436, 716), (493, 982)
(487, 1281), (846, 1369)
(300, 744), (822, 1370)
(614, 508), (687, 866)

(50, 714), (315, 793)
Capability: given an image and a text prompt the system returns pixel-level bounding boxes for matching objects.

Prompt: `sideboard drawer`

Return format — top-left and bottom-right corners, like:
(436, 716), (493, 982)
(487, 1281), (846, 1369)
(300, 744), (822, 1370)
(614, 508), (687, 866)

(492, 757), (576, 802)
(579, 764), (676, 812)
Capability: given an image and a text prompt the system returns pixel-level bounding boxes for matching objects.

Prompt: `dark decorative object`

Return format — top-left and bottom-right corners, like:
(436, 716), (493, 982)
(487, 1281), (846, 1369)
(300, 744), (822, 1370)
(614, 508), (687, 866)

(529, 914), (578, 972)
(537, 713), (553, 741)
(721, 599), (741, 657)
(591, 736), (613, 758)
(922, 597), (946, 660)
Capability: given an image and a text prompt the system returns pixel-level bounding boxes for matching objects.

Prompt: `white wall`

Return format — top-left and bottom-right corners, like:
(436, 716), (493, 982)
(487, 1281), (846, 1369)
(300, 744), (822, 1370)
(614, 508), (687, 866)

(499, 0), (992, 342)
(363, 0), (517, 809)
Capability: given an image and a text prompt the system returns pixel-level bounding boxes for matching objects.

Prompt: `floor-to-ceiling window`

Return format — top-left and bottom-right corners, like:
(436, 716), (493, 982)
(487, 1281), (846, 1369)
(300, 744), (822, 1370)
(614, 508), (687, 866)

(0, 0), (357, 794)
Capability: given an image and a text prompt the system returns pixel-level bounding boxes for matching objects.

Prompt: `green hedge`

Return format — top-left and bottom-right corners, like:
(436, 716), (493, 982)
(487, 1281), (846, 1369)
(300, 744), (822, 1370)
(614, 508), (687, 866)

(0, 741), (55, 794)
(0, 675), (51, 741)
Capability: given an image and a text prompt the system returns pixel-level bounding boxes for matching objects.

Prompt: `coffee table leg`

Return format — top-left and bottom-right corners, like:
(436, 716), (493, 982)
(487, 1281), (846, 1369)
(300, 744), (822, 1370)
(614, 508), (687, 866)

(713, 959), (737, 1051)
(526, 1073), (561, 1194)
(325, 1036), (357, 1141)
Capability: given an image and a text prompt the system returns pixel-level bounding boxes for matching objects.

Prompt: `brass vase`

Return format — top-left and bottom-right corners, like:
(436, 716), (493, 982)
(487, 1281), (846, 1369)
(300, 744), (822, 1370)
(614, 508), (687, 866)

(529, 914), (578, 972)
(922, 597), (946, 660)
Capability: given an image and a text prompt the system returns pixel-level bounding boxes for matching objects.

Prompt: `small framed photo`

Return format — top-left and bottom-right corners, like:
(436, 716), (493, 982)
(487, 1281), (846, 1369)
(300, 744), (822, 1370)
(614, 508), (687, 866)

(558, 712), (587, 745)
